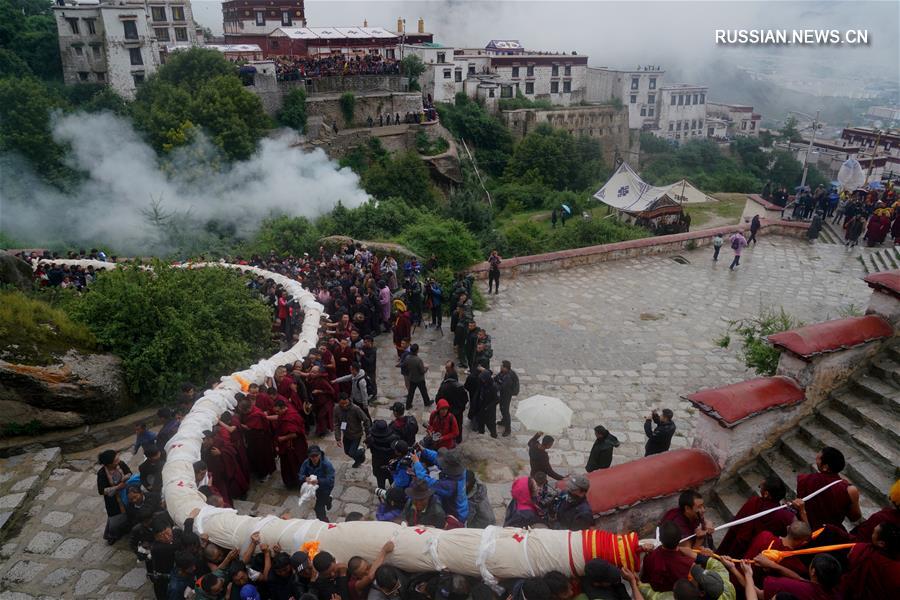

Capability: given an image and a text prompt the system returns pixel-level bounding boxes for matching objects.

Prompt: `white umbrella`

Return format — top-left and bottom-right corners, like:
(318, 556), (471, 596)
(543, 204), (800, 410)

(515, 395), (573, 435)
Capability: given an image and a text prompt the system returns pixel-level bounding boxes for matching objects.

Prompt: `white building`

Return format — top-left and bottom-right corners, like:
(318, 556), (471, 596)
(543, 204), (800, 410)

(490, 53), (588, 106)
(656, 84), (708, 142)
(54, 0), (198, 99)
(585, 66), (665, 129)
(402, 43), (492, 103)
(706, 102), (761, 137)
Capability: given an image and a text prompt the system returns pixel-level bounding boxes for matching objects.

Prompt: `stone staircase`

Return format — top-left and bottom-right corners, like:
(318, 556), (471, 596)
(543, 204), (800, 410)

(818, 221), (845, 244)
(858, 246), (900, 274)
(712, 343), (900, 528)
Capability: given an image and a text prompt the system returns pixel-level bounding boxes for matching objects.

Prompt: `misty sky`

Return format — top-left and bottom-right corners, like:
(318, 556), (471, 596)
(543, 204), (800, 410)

(193, 0), (899, 86)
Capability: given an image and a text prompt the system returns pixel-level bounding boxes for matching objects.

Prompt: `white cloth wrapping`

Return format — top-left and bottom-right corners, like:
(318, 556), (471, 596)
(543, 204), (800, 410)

(36, 259), (586, 577)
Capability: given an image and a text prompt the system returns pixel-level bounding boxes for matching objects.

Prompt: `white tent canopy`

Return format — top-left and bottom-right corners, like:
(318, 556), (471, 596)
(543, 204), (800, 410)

(592, 162), (716, 216)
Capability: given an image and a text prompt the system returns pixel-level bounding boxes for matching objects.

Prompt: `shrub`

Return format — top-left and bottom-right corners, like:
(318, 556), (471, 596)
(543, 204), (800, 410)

(399, 215), (482, 272)
(339, 92), (356, 126)
(415, 131), (449, 156)
(725, 307), (800, 376)
(278, 88), (307, 132)
(66, 264), (274, 404)
(0, 290), (95, 364)
(245, 215), (320, 256)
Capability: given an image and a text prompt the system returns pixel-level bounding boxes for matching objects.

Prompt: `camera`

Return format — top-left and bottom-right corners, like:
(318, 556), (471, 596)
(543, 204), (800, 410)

(375, 488), (388, 503)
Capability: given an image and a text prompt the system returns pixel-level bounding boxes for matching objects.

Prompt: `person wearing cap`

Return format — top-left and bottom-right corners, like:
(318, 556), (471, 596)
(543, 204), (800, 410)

(376, 486), (408, 523)
(388, 440), (415, 490)
(555, 474), (594, 531)
(412, 447), (468, 524)
(299, 445), (335, 522)
(97, 448), (133, 544)
(402, 480), (447, 528)
(427, 399), (459, 450)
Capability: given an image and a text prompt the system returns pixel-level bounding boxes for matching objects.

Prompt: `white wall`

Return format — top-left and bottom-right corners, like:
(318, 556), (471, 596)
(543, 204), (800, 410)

(657, 87), (708, 142)
(492, 63), (587, 106)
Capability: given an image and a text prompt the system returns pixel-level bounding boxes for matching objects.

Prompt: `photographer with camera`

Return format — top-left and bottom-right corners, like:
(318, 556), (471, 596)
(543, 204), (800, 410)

(411, 447), (468, 526)
(387, 440), (416, 490)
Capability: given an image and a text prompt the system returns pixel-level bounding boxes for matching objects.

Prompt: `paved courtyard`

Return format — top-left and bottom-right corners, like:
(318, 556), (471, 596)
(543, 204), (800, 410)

(0, 234), (877, 598)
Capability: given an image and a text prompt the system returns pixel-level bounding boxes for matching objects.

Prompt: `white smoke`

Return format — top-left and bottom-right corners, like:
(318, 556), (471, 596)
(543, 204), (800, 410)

(0, 111), (370, 254)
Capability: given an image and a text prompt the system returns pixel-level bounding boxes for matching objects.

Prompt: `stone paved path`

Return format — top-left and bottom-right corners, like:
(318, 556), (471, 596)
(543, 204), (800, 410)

(0, 235), (875, 598)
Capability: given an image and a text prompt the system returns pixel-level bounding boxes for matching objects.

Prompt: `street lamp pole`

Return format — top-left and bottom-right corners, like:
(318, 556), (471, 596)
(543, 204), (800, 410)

(794, 109), (820, 190)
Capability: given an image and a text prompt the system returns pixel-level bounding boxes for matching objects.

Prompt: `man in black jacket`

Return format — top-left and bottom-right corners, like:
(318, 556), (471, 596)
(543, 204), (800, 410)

(644, 408), (676, 456)
(495, 360), (520, 437)
(586, 425), (620, 471)
(437, 361), (469, 443)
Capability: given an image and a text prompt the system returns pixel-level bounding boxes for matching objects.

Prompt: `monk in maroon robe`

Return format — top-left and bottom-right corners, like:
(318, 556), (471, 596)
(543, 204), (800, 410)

(851, 480), (900, 542)
(276, 366), (303, 414)
(219, 410), (250, 481)
(659, 490), (715, 548)
(238, 399), (276, 481)
(201, 430), (249, 507)
(333, 338), (355, 394)
(796, 447), (861, 531)
(718, 476), (797, 558)
(307, 368), (336, 436)
(745, 521), (812, 586)
(840, 523), (900, 600)
(255, 388), (276, 415)
(392, 307), (412, 356)
(272, 400), (308, 489)
(640, 521), (694, 592)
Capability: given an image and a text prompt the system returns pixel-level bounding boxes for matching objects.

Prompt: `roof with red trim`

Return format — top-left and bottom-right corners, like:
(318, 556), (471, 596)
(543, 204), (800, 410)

(767, 315), (893, 360)
(864, 270), (900, 299)
(584, 448), (720, 515)
(684, 376), (804, 428)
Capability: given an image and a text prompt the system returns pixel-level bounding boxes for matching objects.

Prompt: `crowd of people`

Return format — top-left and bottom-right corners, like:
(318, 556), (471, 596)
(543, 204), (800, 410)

(274, 55), (400, 82)
(25, 242), (898, 599)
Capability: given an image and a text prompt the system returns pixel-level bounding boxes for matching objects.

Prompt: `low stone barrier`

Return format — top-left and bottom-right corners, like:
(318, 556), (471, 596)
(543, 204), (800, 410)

(468, 220), (809, 279)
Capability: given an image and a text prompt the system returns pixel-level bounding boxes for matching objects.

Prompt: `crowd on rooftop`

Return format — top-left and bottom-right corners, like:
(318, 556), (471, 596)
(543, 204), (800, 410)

(274, 55), (400, 82)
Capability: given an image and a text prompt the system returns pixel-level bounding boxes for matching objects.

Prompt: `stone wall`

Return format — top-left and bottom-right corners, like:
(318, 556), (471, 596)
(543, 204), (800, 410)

(468, 220), (809, 279)
(305, 92), (423, 129)
(307, 75), (407, 94)
(500, 104), (635, 166)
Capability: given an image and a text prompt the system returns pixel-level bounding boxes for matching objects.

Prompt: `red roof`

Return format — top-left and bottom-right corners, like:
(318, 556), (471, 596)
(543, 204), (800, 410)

(768, 315), (893, 360)
(583, 449), (720, 515)
(865, 270), (900, 299)
(685, 376), (804, 428)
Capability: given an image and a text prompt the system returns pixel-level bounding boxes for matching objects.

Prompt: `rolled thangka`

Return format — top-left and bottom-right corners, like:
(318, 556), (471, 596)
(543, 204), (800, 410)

(41, 259), (650, 579)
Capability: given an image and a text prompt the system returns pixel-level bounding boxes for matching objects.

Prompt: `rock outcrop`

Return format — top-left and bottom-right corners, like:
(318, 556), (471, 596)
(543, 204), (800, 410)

(0, 350), (133, 433)
(0, 253), (32, 290)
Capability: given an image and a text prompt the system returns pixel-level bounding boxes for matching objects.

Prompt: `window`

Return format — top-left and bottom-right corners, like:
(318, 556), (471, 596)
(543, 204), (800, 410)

(526, 65), (534, 76)
(129, 47), (143, 65)
(436, 52), (445, 63)
(750, 121), (756, 130)
(631, 77), (639, 90)
(133, 73), (145, 86)
(692, 119), (697, 129)
(640, 107), (646, 116)
(271, 39), (279, 48)
(468, 64), (475, 75)
(171, 6), (185, 21)
(742, 121), (747, 130)
(511, 66), (519, 78)
(686, 95), (692, 105)
(649, 77), (656, 90)
(174, 27), (187, 41)
(564, 65), (571, 76)
(699, 93), (705, 104)
(648, 107), (654, 117)
(698, 120), (702, 129)
(85, 19), (96, 35)
(552, 64), (559, 76)
(151, 7), (166, 22)
(551, 81), (559, 93)
(281, 11), (292, 26)
(66, 18), (80, 34)
(489, 88), (495, 98)
(693, 94), (699, 104)
(676, 121), (682, 131)
(78, 71), (89, 81)
(92, 46), (101, 58)
(668, 122), (674, 131)
(630, 94), (637, 104)
(455, 70), (461, 82)
(123, 20), (138, 40)
(525, 81), (534, 94)
(443, 69), (451, 79)
(563, 80), (571, 93)
(677, 94), (683, 105)
(255, 11), (265, 26)
(501, 86), (512, 98)
(670, 94), (676, 105)
(385, 49), (395, 59)
(96, 71), (105, 82)
(73, 46), (83, 56)
(155, 27), (170, 41)
(647, 93), (655, 104)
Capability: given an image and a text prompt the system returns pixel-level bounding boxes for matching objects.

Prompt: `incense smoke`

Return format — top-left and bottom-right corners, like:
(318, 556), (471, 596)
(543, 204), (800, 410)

(0, 111), (369, 255)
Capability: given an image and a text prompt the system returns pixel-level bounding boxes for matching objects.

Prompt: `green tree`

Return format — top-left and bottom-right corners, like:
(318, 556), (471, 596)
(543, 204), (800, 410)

(156, 47), (237, 92)
(400, 54), (426, 91)
(779, 116), (804, 143)
(67, 264), (274, 403)
(190, 75), (271, 160)
(362, 151), (440, 208)
(0, 0), (61, 80)
(504, 124), (606, 192)
(0, 76), (70, 181)
(244, 215), (319, 256)
(436, 94), (513, 176)
(0, 48), (31, 78)
(399, 215), (482, 271)
(339, 92), (356, 126)
(277, 87), (307, 132)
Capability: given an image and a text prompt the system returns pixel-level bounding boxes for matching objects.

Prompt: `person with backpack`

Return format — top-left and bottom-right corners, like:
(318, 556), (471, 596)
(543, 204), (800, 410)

(388, 402), (418, 446)
(712, 233), (724, 262)
(495, 360), (520, 437)
(729, 230), (747, 271)
(331, 362), (374, 418)
(437, 361), (469, 444)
